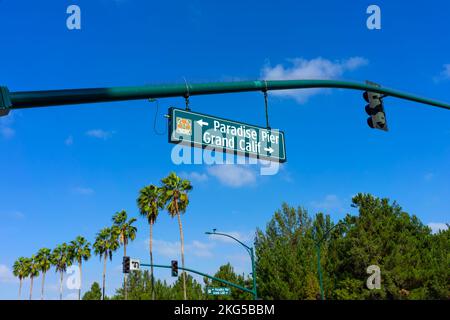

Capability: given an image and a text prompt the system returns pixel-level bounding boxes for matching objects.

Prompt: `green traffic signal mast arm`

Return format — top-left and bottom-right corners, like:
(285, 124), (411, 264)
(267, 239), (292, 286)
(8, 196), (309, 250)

(140, 263), (254, 295)
(1, 79), (450, 111)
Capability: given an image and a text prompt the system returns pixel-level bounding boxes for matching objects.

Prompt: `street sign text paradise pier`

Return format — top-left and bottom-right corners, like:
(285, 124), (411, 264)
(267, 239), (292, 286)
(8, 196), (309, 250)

(168, 108), (286, 162)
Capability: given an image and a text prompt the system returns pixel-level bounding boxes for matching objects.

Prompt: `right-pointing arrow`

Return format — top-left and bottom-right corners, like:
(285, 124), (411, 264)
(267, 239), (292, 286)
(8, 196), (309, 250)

(264, 147), (274, 154)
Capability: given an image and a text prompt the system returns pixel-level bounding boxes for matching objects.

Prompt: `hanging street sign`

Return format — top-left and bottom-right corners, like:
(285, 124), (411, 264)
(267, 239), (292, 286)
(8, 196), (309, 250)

(168, 108), (287, 163)
(206, 287), (231, 296)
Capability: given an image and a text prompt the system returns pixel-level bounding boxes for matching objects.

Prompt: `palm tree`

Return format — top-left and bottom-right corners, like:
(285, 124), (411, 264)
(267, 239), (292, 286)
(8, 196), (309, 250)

(137, 185), (163, 300)
(28, 255), (40, 300)
(12, 257), (30, 300)
(93, 227), (119, 300)
(112, 210), (137, 300)
(160, 172), (193, 300)
(51, 243), (72, 300)
(35, 248), (52, 300)
(69, 236), (91, 300)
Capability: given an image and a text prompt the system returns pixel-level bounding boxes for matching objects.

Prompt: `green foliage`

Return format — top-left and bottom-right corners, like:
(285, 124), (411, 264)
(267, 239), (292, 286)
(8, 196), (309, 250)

(112, 271), (205, 300)
(171, 273), (204, 300)
(332, 193), (449, 300)
(160, 172), (193, 217)
(255, 204), (324, 299)
(93, 227), (119, 261)
(82, 282), (102, 300)
(203, 263), (253, 300)
(112, 210), (137, 251)
(69, 236), (91, 265)
(29, 255), (40, 278)
(160, 172), (193, 300)
(35, 248), (52, 274)
(51, 243), (72, 273)
(13, 257), (30, 280)
(255, 194), (450, 300)
(137, 185), (163, 224)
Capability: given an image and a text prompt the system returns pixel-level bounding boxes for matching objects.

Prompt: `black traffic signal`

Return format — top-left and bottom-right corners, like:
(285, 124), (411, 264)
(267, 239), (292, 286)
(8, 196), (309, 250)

(363, 81), (388, 131)
(171, 260), (178, 277)
(123, 256), (130, 274)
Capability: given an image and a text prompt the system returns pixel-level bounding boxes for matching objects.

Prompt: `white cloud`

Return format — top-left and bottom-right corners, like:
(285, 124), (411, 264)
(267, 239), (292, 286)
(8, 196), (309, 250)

(261, 56), (368, 103)
(0, 211), (25, 221)
(440, 64), (450, 79)
(434, 64), (450, 82)
(149, 239), (214, 258)
(443, 65), (450, 78)
(0, 265), (17, 284)
(180, 171), (208, 183)
(85, 129), (114, 140)
(0, 114), (15, 139)
(207, 165), (257, 187)
(427, 222), (448, 234)
(72, 187), (95, 196)
(65, 135), (74, 146)
(189, 240), (215, 258)
(310, 194), (343, 212)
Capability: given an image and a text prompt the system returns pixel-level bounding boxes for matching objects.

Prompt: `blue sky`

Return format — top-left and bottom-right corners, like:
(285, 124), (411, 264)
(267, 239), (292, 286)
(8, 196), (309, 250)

(0, 0), (449, 299)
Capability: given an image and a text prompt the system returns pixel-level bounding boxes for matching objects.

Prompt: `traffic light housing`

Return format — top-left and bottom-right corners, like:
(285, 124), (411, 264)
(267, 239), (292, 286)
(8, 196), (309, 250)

(171, 260), (178, 277)
(123, 256), (130, 274)
(363, 81), (388, 131)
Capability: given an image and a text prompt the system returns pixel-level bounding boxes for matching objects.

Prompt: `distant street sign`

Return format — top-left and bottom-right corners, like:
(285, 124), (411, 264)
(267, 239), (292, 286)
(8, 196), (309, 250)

(130, 258), (140, 271)
(168, 108), (287, 163)
(206, 287), (231, 296)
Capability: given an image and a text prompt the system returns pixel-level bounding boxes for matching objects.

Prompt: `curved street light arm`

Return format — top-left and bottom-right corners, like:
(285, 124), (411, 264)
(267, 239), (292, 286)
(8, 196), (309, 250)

(206, 231), (252, 254)
(315, 221), (347, 246)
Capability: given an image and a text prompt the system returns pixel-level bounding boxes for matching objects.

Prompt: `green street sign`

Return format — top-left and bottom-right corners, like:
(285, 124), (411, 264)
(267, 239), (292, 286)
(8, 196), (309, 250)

(206, 287), (231, 296)
(168, 108), (287, 162)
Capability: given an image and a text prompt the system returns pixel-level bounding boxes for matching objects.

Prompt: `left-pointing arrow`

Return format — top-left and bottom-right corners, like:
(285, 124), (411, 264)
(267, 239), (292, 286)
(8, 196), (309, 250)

(196, 119), (209, 127)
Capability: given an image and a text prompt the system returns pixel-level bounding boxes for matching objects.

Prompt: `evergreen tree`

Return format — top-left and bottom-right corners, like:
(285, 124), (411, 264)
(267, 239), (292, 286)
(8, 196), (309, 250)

(82, 282), (102, 300)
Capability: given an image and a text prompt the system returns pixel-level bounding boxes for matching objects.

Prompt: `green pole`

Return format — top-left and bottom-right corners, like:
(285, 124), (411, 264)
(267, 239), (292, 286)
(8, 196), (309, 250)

(316, 244), (324, 300)
(314, 221), (346, 300)
(141, 263), (254, 295)
(250, 247), (257, 300)
(1, 80), (450, 111)
(206, 230), (258, 300)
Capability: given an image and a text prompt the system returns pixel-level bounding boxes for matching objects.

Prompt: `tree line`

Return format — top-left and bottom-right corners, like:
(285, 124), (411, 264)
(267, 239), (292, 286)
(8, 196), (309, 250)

(12, 177), (449, 300)
(12, 172), (193, 300)
(85, 193), (449, 300)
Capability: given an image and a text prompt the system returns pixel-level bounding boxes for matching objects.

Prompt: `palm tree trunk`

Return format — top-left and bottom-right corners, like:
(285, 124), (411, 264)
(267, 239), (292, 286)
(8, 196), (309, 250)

(124, 244), (127, 300)
(41, 272), (46, 300)
(150, 222), (155, 300)
(176, 209), (187, 300)
(102, 254), (107, 300)
(78, 261), (82, 300)
(19, 278), (23, 300)
(29, 276), (33, 300)
(60, 271), (64, 300)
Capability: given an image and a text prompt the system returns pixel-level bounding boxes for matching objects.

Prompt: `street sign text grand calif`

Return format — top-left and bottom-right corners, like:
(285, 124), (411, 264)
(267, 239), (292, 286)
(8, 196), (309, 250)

(168, 108), (286, 163)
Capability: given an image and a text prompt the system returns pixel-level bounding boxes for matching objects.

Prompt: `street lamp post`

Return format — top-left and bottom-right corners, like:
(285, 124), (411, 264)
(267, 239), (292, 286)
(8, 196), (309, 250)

(205, 230), (258, 300)
(314, 222), (346, 300)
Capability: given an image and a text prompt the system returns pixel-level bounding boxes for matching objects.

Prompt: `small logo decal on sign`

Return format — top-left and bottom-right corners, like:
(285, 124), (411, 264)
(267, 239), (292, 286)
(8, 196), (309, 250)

(176, 117), (192, 135)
